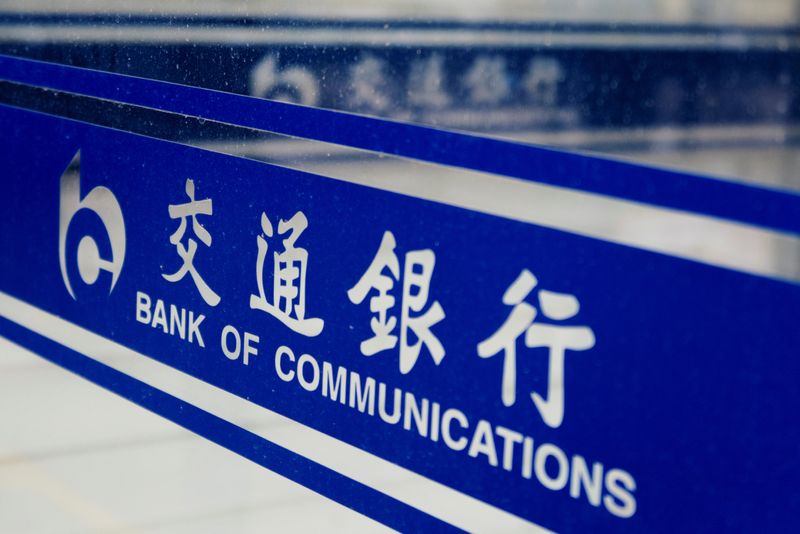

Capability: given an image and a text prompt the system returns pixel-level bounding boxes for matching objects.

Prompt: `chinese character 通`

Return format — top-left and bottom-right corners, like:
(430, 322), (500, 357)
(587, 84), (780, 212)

(348, 54), (392, 112)
(250, 211), (324, 337)
(478, 269), (594, 428)
(162, 179), (220, 306)
(348, 231), (445, 374)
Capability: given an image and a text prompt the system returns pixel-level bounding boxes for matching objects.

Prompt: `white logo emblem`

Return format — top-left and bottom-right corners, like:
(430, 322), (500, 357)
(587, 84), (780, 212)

(58, 150), (126, 299)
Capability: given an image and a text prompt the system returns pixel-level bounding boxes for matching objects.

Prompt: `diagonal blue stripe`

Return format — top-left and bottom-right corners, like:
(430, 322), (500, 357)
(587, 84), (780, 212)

(1, 53), (799, 236)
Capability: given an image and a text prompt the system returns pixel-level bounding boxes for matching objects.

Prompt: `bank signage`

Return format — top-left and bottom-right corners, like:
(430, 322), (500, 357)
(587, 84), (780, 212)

(1, 62), (799, 532)
(2, 16), (798, 136)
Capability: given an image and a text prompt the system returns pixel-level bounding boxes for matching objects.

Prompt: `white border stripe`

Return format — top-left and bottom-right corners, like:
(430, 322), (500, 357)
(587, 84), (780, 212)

(0, 290), (551, 534)
(0, 0), (795, 28)
(0, 25), (796, 49)
(189, 137), (800, 282)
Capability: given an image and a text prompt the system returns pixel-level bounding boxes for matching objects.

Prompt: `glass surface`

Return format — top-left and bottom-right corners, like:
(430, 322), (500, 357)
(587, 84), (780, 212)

(0, 0), (798, 188)
(1, 1), (798, 532)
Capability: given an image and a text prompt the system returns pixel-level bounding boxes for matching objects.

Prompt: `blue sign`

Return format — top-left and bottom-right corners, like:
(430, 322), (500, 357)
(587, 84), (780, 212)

(1, 57), (800, 532)
(0, 15), (798, 136)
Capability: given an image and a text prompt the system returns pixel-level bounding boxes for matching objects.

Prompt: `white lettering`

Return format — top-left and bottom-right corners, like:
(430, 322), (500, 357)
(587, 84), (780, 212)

(243, 332), (259, 365)
(535, 443), (569, 491)
(403, 392), (429, 437)
(378, 382), (401, 424)
(152, 298), (167, 333)
(495, 425), (523, 472)
(441, 408), (469, 451)
(349, 371), (376, 415)
(275, 345), (295, 382)
(135, 291), (204, 347)
(603, 469), (637, 518)
(188, 311), (205, 347)
(468, 419), (499, 467)
(221, 325), (240, 360)
(136, 291), (151, 324)
(570, 455), (603, 507)
(521, 436), (534, 479)
(322, 361), (347, 404)
(297, 353), (319, 392)
(169, 304), (186, 339)
(266, 347), (637, 519)
(430, 401), (441, 442)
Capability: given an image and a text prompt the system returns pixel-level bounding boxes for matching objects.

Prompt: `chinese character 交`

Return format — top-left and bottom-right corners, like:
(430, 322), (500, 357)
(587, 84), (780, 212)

(162, 179), (220, 307)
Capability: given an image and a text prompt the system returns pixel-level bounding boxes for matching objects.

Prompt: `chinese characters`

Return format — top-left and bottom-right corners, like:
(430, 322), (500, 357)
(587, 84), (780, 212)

(478, 270), (595, 428)
(163, 179), (220, 306)
(156, 178), (595, 428)
(348, 231), (445, 374)
(250, 211), (325, 337)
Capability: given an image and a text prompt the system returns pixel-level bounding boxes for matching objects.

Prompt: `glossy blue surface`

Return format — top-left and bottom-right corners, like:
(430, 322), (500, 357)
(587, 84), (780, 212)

(1, 102), (799, 531)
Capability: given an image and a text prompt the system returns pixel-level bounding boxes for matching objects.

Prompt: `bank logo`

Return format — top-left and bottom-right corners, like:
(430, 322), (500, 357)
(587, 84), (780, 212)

(58, 150), (126, 299)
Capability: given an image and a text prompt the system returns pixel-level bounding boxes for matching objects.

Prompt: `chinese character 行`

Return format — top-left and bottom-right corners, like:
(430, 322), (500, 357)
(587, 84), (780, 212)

(348, 231), (445, 374)
(162, 179), (220, 306)
(250, 211), (324, 337)
(478, 269), (594, 428)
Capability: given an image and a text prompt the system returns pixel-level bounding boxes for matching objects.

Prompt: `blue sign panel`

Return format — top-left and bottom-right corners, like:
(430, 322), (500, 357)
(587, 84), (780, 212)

(1, 15), (798, 137)
(2, 99), (800, 532)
